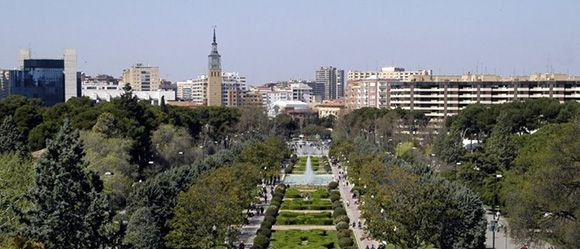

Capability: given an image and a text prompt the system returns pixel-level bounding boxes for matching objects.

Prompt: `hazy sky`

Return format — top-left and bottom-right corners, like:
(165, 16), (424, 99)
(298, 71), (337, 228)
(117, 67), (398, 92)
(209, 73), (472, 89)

(1, 0), (579, 84)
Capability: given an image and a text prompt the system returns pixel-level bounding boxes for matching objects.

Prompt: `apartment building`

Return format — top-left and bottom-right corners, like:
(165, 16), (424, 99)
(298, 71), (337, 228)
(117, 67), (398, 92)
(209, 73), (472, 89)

(346, 73), (580, 121)
(316, 66), (345, 100)
(122, 64), (160, 91)
(348, 67), (432, 81)
(176, 72), (247, 106)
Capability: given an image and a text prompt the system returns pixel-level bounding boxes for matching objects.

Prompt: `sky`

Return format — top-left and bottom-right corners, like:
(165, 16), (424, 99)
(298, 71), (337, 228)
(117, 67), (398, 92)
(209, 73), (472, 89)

(1, 0), (579, 84)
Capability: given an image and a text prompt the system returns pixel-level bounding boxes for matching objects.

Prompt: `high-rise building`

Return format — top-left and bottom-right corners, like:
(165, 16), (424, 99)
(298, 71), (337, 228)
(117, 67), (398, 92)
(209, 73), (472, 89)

(316, 66), (345, 100)
(176, 72), (247, 106)
(207, 28), (222, 106)
(0, 49), (81, 106)
(122, 64), (160, 91)
(64, 49), (79, 101)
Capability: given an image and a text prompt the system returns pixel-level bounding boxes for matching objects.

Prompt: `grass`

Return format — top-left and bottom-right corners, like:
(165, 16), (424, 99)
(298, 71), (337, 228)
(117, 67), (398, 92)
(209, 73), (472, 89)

(280, 198), (333, 210)
(285, 187), (330, 199)
(270, 230), (340, 249)
(275, 211), (334, 225)
(293, 156), (320, 173)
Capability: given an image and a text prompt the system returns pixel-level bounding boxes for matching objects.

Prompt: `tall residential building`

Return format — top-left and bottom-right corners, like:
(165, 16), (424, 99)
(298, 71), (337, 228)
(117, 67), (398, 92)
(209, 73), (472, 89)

(346, 73), (580, 124)
(316, 66), (345, 100)
(305, 82), (325, 101)
(122, 64), (160, 91)
(18, 48), (31, 69)
(207, 28), (222, 106)
(347, 67), (432, 81)
(0, 49), (81, 106)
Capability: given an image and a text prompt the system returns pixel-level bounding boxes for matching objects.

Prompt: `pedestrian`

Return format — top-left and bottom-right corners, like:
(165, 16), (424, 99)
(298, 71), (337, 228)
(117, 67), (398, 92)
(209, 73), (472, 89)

(358, 221), (362, 229)
(352, 222), (356, 228)
(371, 245), (375, 249)
(238, 242), (245, 249)
(260, 206), (264, 215)
(365, 246), (369, 249)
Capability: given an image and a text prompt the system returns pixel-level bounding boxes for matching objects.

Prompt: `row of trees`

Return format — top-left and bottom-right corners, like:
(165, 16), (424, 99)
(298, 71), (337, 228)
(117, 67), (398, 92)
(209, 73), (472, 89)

(330, 137), (486, 249)
(414, 98), (579, 248)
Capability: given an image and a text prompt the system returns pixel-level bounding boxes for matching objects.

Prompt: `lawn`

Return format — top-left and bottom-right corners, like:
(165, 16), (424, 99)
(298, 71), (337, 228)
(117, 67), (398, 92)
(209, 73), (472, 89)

(270, 230), (340, 249)
(292, 156), (320, 173)
(280, 198), (333, 210)
(285, 187), (330, 199)
(275, 211), (334, 225)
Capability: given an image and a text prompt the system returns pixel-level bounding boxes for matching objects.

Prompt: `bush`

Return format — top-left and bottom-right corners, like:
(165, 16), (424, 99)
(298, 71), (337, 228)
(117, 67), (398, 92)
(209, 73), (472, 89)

(252, 234), (270, 249)
(262, 215), (276, 228)
(284, 166), (293, 174)
(335, 215), (350, 224)
(330, 191), (341, 202)
(257, 227), (271, 238)
(332, 200), (342, 209)
(270, 199), (281, 208)
(265, 206), (279, 217)
(338, 237), (354, 247)
(333, 207), (346, 218)
(328, 181), (338, 190)
(337, 229), (351, 238)
(336, 221), (349, 230)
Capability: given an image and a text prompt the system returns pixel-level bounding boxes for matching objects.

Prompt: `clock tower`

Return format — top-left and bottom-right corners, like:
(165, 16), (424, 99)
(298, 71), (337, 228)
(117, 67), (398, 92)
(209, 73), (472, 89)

(207, 28), (222, 106)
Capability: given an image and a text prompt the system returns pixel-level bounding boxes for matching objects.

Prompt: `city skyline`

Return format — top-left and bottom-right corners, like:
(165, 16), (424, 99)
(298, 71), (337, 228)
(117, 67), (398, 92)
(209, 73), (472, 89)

(1, 0), (579, 84)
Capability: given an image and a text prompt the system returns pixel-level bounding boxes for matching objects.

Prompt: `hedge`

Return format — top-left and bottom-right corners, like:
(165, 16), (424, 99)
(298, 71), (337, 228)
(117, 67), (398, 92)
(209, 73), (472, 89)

(338, 237), (354, 247)
(328, 181), (338, 190)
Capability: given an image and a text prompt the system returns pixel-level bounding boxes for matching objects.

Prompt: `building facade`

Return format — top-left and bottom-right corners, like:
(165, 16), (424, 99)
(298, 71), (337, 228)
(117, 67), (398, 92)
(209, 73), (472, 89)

(1, 49), (81, 106)
(347, 67), (432, 81)
(346, 73), (580, 122)
(122, 64), (160, 91)
(316, 66), (345, 100)
(176, 72), (247, 106)
(207, 29), (222, 106)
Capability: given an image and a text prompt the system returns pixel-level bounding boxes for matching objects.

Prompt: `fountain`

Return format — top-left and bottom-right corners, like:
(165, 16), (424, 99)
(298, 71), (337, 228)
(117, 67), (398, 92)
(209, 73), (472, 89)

(283, 155), (333, 186)
(304, 156), (315, 184)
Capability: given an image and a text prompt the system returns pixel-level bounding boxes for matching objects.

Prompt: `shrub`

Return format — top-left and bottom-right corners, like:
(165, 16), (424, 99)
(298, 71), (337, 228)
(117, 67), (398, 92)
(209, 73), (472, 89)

(330, 191), (341, 202)
(262, 215), (276, 228)
(257, 227), (271, 238)
(284, 166), (293, 174)
(332, 200), (342, 209)
(265, 206), (279, 217)
(333, 207), (346, 218)
(252, 234), (270, 249)
(338, 237), (354, 247)
(337, 229), (351, 238)
(335, 215), (350, 224)
(336, 221), (349, 230)
(328, 181), (338, 190)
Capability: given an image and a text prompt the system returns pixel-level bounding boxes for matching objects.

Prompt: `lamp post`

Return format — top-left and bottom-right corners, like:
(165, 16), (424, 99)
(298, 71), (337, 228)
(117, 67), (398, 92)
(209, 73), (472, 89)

(492, 174), (503, 249)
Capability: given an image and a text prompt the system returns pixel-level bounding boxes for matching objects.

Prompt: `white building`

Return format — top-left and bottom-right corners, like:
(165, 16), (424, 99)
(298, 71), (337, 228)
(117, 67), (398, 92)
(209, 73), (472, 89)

(347, 67), (432, 81)
(82, 89), (175, 106)
(176, 72), (247, 106)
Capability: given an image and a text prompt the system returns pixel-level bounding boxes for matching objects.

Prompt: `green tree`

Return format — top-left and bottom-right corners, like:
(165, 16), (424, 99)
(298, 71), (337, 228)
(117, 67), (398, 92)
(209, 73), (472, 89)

(165, 163), (259, 248)
(504, 122), (579, 248)
(151, 124), (195, 171)
(123, 207), (163, 249)
(20, 120), (113, 249)
(0, 154), (34, 248)
(0, 116), (29, 157)
(484, 112), (518, 171)
(92, 112), (118, 138)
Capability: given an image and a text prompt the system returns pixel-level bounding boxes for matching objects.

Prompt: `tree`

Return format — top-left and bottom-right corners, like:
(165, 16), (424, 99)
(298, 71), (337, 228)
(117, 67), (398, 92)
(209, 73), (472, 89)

(20, 120), (113, 249)
(165, 163), (259, 248)
(484, 112), (518, 171)
(151, 125), (195, 171)
(504, 122), (579, 248)
(0, 116), (29, 157)
(0, 154), (34, 248)
(92, 112), (118, 138)
(123, 207), (163, 249)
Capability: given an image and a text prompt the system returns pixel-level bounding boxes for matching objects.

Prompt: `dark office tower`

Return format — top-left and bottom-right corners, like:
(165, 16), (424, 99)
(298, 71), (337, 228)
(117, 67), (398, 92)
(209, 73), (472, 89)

(315, 66), (345, 100)
(1, 49), (81, 106)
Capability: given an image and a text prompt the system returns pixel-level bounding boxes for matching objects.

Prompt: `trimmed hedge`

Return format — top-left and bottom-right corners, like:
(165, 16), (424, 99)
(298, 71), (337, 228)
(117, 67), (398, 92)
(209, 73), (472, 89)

(335, 215), (350, 224)
(333, 207), (347, 218)
(336, 221), (349, 230)
(265, 206), (279, 217)
(329, 191), (341, 202)
(252, 234), (270, 249)
(338, 237), (354, 247)
(328, 181), (338, 190)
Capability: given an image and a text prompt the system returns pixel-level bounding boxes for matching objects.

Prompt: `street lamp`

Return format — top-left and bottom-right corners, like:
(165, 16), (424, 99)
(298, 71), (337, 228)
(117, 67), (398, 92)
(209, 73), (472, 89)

(492, 174), (503, 249)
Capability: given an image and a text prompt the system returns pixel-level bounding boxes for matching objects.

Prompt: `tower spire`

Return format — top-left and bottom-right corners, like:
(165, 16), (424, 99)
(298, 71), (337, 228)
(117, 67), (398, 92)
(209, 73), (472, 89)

(212, 26), (217, 45)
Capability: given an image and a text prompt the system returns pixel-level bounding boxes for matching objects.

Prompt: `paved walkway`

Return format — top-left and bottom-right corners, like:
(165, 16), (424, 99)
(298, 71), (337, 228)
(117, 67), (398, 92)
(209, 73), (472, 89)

(330, 158), (380, 249)
(238, 185), (273, 247)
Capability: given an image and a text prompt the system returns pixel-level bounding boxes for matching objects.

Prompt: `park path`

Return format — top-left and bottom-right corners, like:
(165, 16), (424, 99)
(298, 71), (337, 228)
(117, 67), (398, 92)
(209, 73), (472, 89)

(330, 157), (381, 249)
(237, 185), (273, 247)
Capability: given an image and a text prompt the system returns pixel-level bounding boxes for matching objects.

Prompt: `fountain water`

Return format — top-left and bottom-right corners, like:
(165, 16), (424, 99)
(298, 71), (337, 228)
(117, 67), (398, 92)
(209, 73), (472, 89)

(304, 156), (315, 184)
